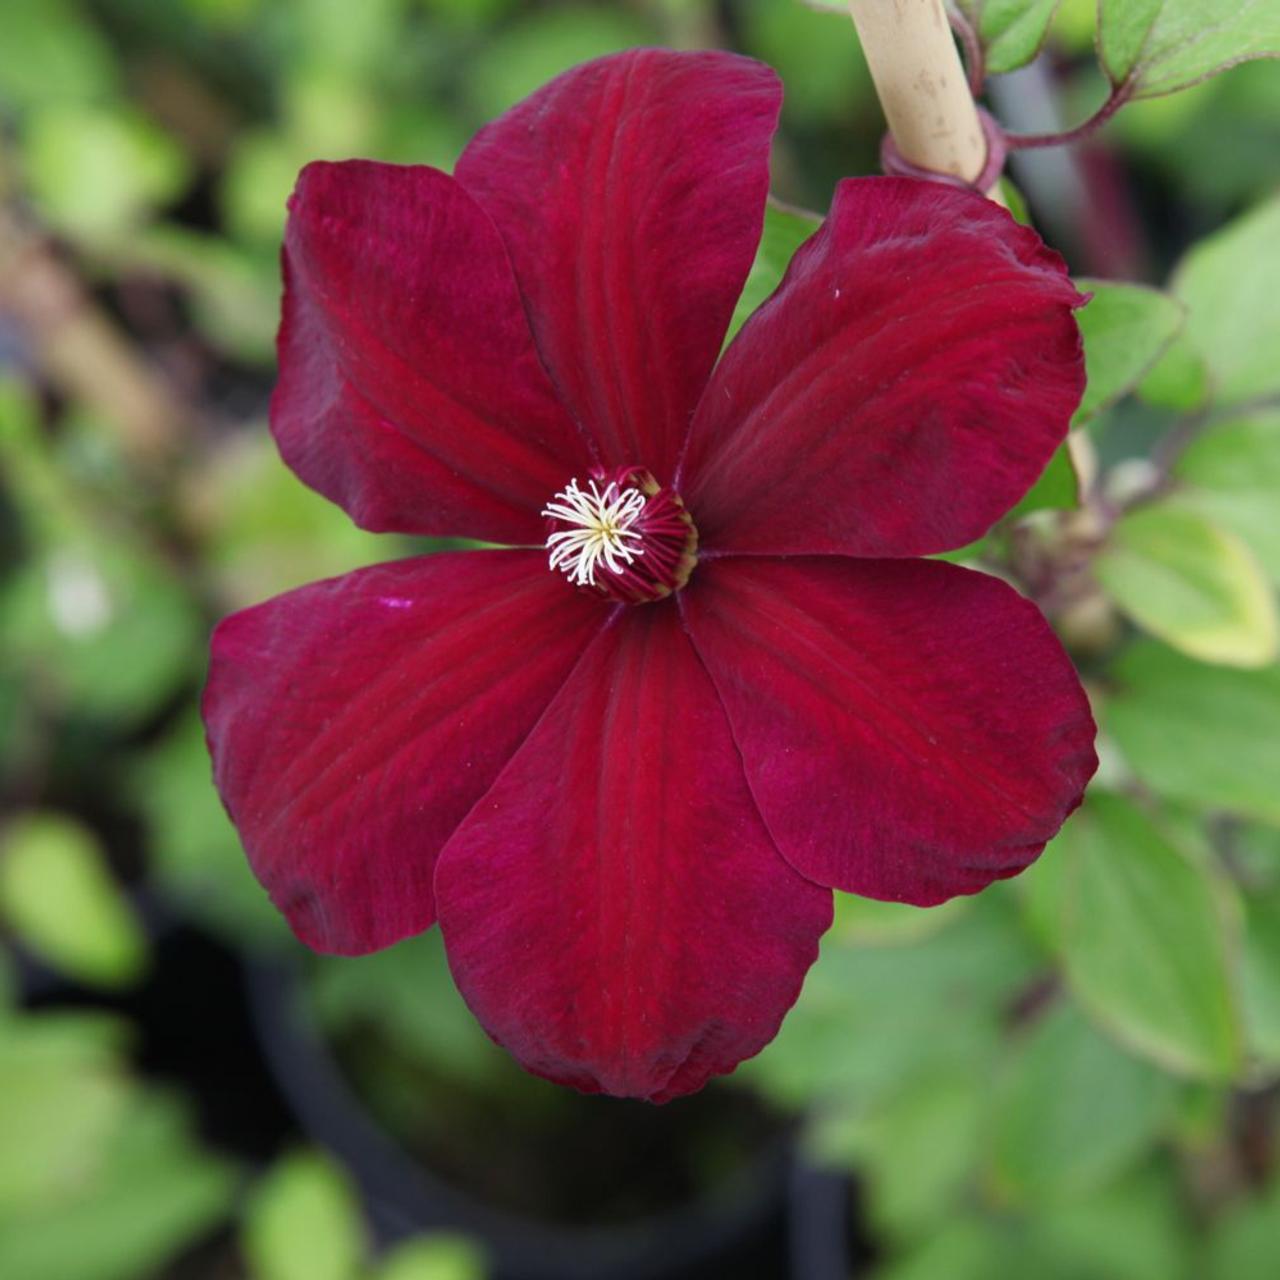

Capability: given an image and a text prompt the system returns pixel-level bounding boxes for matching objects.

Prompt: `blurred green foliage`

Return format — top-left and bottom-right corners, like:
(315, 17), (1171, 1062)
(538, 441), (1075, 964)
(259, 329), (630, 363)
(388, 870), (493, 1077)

(243, 1148), (486, 1280)
(1071, 281), (1185, 427)
(0, 1008), (236, 1280)
(2, 0), (1280, 1277)
(0, 812), (148, 988)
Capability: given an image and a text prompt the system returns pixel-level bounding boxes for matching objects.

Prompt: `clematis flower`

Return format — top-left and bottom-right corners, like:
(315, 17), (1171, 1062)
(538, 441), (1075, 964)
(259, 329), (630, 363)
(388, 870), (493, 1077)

(203, 49), (1097, 1102)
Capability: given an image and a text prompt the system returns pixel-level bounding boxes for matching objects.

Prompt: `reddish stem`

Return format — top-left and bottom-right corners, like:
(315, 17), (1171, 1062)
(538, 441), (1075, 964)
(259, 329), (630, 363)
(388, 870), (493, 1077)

(945, 3), (986, 96)
(1002, 79), (1135, 151)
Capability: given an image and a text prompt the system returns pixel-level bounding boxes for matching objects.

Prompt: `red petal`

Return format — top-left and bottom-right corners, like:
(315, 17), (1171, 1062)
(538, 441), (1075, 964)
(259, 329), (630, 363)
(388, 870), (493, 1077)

(682, 558), (1097, 904)
(455, 51), (780, 481)
(434, 604), (831, 1101)
(680, 179), (1086, 557)
(202, 552), (607, 953)
(274, 161), (593, 542)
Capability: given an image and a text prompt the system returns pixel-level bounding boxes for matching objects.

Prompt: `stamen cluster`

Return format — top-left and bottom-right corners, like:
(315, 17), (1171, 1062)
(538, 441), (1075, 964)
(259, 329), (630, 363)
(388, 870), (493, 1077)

(542, 478), (647, 587)
(542, 468), (698, 604)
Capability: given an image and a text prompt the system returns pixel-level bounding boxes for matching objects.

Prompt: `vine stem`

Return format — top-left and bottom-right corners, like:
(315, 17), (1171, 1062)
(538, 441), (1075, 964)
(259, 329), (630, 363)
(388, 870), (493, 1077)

(846, 0), (1000, 199)
(1002, 80), (1135, 150)
(945, 2), (986, 97)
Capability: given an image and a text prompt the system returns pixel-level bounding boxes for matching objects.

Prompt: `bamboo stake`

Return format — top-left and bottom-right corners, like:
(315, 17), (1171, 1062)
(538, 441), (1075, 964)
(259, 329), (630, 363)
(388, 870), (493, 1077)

(847, 0), (999, 196)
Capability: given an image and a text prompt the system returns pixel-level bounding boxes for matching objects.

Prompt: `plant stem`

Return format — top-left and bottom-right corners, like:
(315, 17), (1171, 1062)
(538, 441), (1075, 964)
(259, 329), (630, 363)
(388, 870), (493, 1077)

(1002, 80), (1134, 150)
(945, 2), (986, 97)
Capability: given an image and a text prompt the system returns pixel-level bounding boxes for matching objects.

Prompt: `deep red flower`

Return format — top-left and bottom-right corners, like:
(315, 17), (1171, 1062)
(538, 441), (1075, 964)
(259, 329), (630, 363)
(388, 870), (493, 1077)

(203, 49), (1097, 1102)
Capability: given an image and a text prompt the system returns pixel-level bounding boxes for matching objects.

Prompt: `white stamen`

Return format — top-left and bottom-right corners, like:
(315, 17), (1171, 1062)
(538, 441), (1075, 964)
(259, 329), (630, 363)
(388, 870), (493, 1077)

(542, 478), (646, 587)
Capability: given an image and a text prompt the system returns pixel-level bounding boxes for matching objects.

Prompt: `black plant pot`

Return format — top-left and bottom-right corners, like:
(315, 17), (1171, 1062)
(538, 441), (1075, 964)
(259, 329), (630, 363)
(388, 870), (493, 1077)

(245, 957), (853, 1280)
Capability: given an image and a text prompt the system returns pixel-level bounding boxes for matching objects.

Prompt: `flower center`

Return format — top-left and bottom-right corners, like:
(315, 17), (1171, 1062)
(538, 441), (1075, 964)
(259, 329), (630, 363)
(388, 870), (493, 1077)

(542, 467), (698, 604)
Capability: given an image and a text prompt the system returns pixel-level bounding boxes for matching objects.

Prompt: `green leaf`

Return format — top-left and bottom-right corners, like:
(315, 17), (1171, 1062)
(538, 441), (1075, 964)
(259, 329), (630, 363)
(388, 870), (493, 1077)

(1204, 1178), (1280, 1280)
(378, 1237), (488, 1280)
(242, 1151), (366, 1280)
(1173, 194), (1280, 406)
(1137, 330), (1210, 411)
(1240, 885), (1280, 1067)
(417, 0), (516, 27)
(998, 175), (1032, 225)
(0, 814), (147, 988)
(1007, 443), (1080, 518)
(178, 0), (263, 28)
(0, 1092), (236, 1280)
(464, 6), (656, 119)
(0, 1014), (132, 1214)
(0, 0), (116, 111)
(375, 105), (469, 172)
(220, 130), (313, 246)
(1049, 792), (1244, 1079)
(1172, 1080), (1230, 1146)
(747, 894), (1037, 1106)
(0, 540), (201, 723)
(200, 433), (388, 603)
(1032, 1166), (1193, 1280)
(1097, 0), (1280, 99)
(1073, 280), (1185, 425)
(1015, 830), (1072, 955)
(990, 1001), (1176, 1203)
(288, 0), (405, 81)
(875, 1218), (1002, 1280)
(1051, 0), (1097, 51)
(726, 200), (823, 345)
(738, 0), (873, 123)
(877, 1167), (1191, 1280)
(1169, 412), (1280, 582)
(953, 0), (1061, 76)
(281, 67), (378, 158)
(1095, 504), (1279, 667)
(0, 399), (203, 723)
(1231, 823), (1280, 886)
(817, 1067), (985, 1237)
(22, 105), (189, 240)
(131, 714), (284, 946)
(1106, 641), (1280, 825)
(830, 892), (969, 947)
